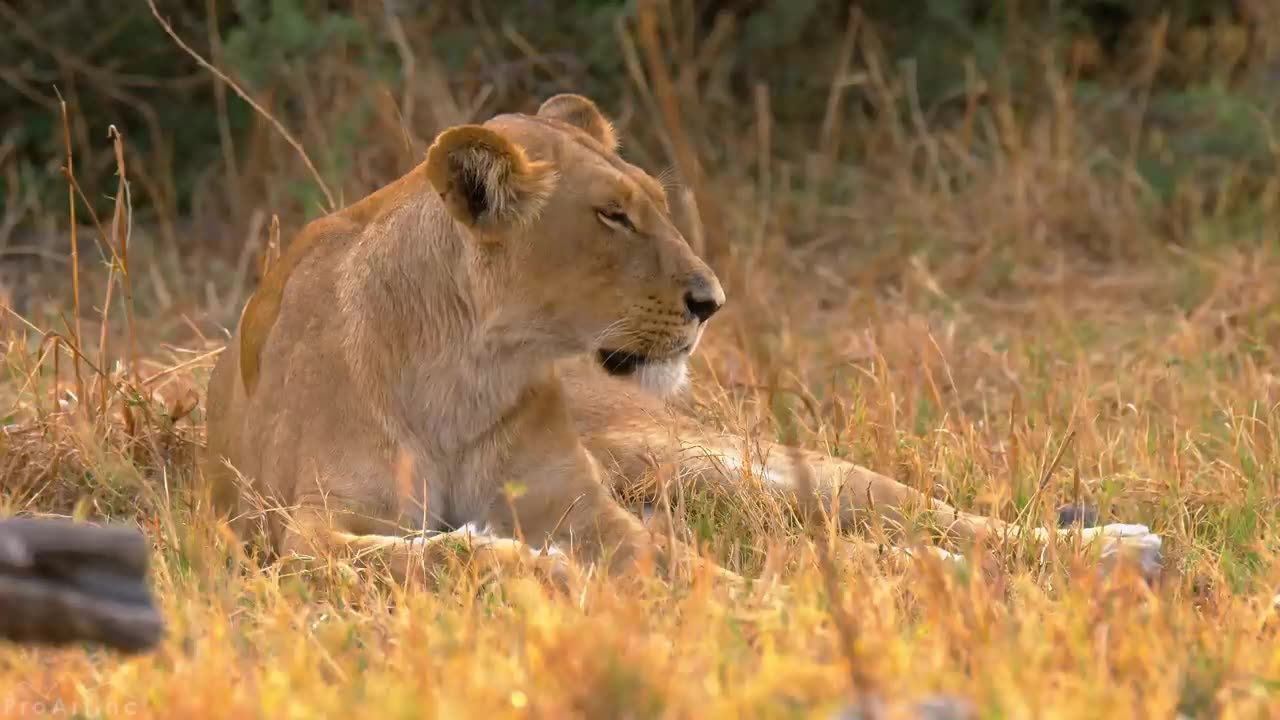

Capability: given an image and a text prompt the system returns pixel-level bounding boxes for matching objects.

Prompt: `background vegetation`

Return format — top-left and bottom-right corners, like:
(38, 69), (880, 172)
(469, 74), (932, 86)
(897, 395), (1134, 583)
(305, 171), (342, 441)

(2, 1), (1280, 717)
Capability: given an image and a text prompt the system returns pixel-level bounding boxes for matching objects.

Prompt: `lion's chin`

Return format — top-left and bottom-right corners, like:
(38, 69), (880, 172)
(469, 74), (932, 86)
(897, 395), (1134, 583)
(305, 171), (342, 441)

(596, 348), (691, 398)
(632, 357), (690, 397)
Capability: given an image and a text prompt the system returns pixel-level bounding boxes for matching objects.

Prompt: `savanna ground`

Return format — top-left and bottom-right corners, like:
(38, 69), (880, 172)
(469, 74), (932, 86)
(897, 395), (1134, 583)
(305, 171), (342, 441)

(3, 2), (1280, 718)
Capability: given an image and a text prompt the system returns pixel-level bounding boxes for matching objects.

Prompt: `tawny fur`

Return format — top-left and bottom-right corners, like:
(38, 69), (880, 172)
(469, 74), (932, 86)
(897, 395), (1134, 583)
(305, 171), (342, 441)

(203, 94), (1157, 588)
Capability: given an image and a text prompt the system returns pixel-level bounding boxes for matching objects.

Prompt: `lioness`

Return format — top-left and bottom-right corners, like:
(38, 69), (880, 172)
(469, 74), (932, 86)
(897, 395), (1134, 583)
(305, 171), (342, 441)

(203, 94), (1160, 586)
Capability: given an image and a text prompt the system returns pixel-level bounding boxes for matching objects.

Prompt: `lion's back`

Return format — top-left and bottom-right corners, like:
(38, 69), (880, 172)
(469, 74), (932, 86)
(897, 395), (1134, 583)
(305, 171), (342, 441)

(201, 214), (363, 521)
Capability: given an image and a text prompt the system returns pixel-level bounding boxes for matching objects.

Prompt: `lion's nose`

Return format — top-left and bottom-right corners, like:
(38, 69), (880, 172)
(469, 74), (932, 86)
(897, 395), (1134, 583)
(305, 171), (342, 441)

(683, 276), (724, 323)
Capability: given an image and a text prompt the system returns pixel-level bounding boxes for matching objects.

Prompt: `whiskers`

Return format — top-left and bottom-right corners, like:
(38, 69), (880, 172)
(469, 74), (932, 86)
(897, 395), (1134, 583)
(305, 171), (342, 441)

(589, 313), (691, 395)
(591, 316), (639, 354)
(655, 164), (683, 192)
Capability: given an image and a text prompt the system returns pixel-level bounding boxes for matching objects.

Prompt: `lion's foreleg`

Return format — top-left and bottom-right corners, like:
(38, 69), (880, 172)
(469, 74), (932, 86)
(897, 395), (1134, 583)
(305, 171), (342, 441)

(278, 512), (576, 589)
(668, 434), (1159, 562)
(491, 445), (745, 587)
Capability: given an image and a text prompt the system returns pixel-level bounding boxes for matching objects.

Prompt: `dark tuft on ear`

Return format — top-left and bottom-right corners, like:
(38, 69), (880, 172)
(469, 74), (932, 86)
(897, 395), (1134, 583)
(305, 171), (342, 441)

(536, 94), (619, 152)
(424, 125), (556, 231)
(457, 161), (488, 219)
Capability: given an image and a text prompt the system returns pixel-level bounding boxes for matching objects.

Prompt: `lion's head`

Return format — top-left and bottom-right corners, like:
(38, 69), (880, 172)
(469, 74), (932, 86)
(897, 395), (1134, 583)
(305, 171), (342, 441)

(423, 93), (724, 396)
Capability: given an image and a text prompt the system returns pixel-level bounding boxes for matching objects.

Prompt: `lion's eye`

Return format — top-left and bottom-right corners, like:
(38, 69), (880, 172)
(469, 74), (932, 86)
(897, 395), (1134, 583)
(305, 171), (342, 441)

(596, 208), (636, 233)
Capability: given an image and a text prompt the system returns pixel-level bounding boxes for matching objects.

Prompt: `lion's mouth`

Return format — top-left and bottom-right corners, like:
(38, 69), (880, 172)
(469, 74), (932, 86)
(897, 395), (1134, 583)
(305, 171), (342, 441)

(597, 348), (649, 376)
(597, 345), (689, 376)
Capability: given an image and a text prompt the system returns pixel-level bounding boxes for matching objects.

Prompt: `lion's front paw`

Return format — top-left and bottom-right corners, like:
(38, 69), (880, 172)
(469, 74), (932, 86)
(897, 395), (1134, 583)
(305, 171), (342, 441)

(1097, 527), (1163, 582)
(902, 544), (966, 569)
(1067, 523), (1164, 583)
(533, 546), (579, 595)
(1093, 522), (1153, 539)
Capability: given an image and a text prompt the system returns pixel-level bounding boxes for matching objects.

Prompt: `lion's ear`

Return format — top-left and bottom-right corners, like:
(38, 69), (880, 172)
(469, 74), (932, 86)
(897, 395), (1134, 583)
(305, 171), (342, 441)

(537, 94), (618, 152)
(424, 125), (556, 230)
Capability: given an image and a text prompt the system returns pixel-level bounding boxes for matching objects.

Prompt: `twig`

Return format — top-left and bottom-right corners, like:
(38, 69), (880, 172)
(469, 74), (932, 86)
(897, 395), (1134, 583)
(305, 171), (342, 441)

(205, 0), (242, 218)
(55, 88), (87, 424)
(634, 1), (730, 274)
(791, 445), (878, 710)
(139, 347), (225, 388)
(145, 0), (336, 212)
(809, 6), (862, 225)
(96, 247), (116, 420)
(110, 125), (138, 379)
(1014, 428), (1077, 535)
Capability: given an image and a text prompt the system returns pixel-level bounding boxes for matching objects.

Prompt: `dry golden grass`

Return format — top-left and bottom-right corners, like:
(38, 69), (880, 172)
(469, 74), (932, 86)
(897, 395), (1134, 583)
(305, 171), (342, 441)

(5, 223), (1280, 718)
(3, 7), (1280, 718)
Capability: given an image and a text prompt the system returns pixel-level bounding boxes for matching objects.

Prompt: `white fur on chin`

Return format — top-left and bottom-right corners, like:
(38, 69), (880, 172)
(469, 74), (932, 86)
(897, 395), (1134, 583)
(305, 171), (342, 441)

(633, 357), (690, 397)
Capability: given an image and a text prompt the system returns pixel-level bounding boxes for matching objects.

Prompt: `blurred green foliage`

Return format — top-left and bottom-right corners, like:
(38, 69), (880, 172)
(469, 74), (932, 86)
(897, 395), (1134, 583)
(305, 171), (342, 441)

(0, 0), (1268, 235)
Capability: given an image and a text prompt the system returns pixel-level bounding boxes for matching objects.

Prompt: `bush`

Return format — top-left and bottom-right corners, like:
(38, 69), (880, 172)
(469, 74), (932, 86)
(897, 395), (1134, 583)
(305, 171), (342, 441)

(0, 0), (1268, 251)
